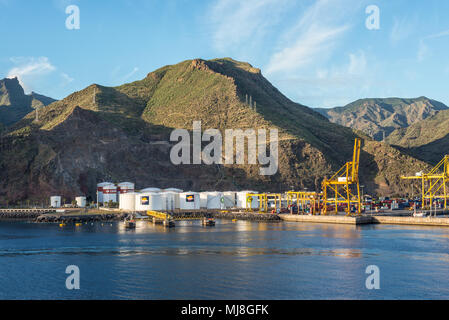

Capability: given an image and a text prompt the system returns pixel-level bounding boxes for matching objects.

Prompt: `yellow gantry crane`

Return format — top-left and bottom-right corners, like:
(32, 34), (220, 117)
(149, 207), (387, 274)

(322, 138), (362, 216)
(286, 191), (321, 215)
(401, 155), (449, 209)
(245, 193), (282, 213)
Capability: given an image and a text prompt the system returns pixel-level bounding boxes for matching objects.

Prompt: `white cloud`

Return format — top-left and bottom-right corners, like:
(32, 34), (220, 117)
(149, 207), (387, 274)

(110, 66), (140, 84)
(61, 72), (74, 85)
(7, 57), (56, 92)
(417, 28), (449, 62)
(426, 29), (449, 40)
(122, 67), (139, 82)
(209, 0), (291, 52)
(266, 25), (349, 75)
(272, 50), (373, 108)
(390, 17), (415, 43)
(348, 51), (367, 75)
(417, 40), (429, 62)
(265, 0), (353, 75)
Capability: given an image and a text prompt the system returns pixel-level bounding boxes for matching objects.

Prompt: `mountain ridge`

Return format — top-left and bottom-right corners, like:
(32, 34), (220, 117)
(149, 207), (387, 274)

(0, 58), (428, 202)
(0, 77), (57, 127)
(316, 97), (448, 141)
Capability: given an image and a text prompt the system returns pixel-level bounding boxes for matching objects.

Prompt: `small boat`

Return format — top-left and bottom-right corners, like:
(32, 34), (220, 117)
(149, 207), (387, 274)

(163, 219), (176, 228)
(75, 223), (82, 227)
(59, 223), (66, 227)
(202, 218), (216, 226)
(124, 219), (136, 229)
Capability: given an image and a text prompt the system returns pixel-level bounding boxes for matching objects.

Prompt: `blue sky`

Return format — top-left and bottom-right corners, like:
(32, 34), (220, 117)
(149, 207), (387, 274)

(1, 0), (449, 108)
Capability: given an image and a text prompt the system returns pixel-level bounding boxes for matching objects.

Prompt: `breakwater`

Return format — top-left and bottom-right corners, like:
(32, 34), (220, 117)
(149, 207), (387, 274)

(211, 211), (281, 221)
(0, 209), (56, 220)
(35, 213), (128, 223)
(170, 211), (281, 221)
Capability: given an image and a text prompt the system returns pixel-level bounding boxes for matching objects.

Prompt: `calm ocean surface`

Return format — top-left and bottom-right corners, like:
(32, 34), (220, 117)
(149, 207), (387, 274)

(0, 219), (448, 300)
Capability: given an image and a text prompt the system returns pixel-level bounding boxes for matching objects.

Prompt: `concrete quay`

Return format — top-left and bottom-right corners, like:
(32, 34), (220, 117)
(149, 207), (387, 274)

(279, 214), (373, 225)
(279, 214), (449, 227)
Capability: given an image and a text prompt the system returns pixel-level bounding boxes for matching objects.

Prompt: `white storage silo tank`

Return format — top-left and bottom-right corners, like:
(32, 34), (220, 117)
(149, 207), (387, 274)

(179, 192), (200, 210)
(140, 187), (161, 193)
(199, 192), (209, 208)
(223, 191), (237, 208)
(236, 191), (259, 209)
(206, 192), (224, 209)
(162, 190), (181, 209)
(117, 182), (135, 196)
(119, 192), (138, 211)
(103, 185), (117, 203)
(135, 193), (164, 211)
(50, 196), (61, 208)
(97, 182), (113, 203)
(164, 188), (183, 193)
(76, 196), (87, 208)
(160, 192), (175, 211)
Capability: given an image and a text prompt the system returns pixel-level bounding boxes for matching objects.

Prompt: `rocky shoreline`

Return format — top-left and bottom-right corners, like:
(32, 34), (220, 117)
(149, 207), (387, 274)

(0, 211), (44, 220)
(0, 210), (280, 223)
(35, 213), (129, 223)
(211, 211), (281, 221)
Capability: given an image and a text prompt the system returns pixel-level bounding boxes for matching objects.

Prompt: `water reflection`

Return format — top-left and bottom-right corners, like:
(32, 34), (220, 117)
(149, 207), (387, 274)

(2, 220), (449, 299)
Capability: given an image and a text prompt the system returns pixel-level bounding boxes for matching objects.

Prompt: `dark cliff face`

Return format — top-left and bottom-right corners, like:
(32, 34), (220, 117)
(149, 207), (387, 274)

(0, 59), (429, 202)
(0, 77), (57, 127)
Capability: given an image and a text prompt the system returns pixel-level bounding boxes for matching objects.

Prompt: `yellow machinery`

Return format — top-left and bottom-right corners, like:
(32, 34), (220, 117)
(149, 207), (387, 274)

(246, 193), (282, 213)
(246, 194), (267, 212)
(286, 191), (321, 215)
(147, 210), (172, 221)
(401, 155), (449, 209)
(322, 138), (362, 216)
(266, 194), (282, 213)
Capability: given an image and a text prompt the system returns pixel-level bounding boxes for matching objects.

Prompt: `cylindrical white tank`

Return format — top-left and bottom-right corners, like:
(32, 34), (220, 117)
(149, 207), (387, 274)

(135, 193), (163, 211)
(223, 191), (237, 208)
(140, 187), (162, 193)
(97, 182), (114, 203)
(119, 192), (138, 211)
(164, 188), (183, 193)
(103, 185), (117, 204)
(236, 191), (259, 209)
(50, 196), (61, 208)
(161, 192), (175, 211)
(75, 196), (86, 208)
(179, 192), (200, 210)
(117, 182), (135, 195)
(199, 192), (209, 208)
(162, 190), (181, 209)
(206, 192), (224, 209)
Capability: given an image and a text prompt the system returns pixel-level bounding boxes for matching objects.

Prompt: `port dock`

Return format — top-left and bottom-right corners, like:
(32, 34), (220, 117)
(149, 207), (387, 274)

(279, 214), (373, 225)
(280, 213), (449, 227)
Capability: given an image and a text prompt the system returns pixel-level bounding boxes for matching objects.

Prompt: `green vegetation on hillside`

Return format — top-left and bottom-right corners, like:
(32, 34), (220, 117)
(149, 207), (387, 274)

(0, 58), (431, 201)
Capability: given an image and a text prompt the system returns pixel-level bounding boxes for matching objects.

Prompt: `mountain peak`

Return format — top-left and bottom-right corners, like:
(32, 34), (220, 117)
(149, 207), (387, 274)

(318, 97), (449, 141)
(0, 77), (56, 127)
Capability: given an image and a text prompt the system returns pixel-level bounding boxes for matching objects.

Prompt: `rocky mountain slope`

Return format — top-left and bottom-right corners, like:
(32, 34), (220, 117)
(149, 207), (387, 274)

(386, 109), (449, 164)
(0, 77), (56, 127)
(316, 97), (448, 141)
(0, 58), (427, 202)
